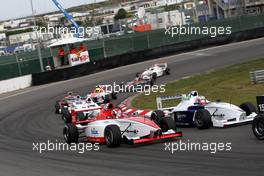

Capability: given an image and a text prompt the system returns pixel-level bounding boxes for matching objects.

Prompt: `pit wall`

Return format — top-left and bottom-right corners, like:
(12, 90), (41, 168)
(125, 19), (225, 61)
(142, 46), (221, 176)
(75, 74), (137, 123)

(0, 75), (32, 94)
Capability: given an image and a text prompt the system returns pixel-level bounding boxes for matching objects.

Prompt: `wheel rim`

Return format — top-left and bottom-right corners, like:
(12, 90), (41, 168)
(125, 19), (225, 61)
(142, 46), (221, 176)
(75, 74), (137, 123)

(105, 130), (113, 145)
(254, 121), (264, 136)
(195, 113), (203, 126)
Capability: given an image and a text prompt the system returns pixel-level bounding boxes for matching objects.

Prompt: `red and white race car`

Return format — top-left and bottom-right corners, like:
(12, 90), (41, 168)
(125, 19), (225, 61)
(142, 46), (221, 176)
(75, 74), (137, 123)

(87, 85), (117, 104)
(63, 103), (182, 147)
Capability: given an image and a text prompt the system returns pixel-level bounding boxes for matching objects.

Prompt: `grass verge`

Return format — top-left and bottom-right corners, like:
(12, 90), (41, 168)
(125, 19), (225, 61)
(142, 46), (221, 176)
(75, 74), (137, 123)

(131, 58), (264, 109)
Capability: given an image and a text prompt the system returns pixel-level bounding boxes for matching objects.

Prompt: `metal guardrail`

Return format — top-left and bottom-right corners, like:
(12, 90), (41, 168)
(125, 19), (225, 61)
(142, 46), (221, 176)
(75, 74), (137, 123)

(250, 69), (264, 84)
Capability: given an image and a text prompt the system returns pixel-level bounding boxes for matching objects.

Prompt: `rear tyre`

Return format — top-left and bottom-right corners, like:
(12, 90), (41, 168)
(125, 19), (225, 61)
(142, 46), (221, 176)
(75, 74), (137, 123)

(149, 79), (155, 87)
(152, 72), (157, 80)
(104, 125), (121, 147)
(194, 109), (212, 129)
(55, 101), (60, 114)
(239, 102), (257, 116)
(62, 110), (72, 123)
(252, 114), (264, 140)
(165, 68), (170, 75)
(63, 123), (79, 144)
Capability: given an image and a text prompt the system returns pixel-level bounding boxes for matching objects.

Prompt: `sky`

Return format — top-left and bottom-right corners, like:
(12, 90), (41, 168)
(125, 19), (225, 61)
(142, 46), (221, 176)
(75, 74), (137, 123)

(0, 0), (105, 21)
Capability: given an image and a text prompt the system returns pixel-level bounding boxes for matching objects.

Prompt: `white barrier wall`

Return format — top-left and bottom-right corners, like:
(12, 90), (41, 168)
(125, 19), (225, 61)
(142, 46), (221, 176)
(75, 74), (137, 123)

(0, 75), (32, 94)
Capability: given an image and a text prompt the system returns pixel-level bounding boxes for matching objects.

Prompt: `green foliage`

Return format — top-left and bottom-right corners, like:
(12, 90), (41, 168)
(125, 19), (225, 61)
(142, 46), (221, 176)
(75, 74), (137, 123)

(114, 8), (128, 21)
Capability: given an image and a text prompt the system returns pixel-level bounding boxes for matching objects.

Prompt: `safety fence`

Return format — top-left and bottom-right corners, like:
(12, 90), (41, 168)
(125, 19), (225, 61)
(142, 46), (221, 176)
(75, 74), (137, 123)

(0, 13), (264, 81)
(250, 69), (264, 84)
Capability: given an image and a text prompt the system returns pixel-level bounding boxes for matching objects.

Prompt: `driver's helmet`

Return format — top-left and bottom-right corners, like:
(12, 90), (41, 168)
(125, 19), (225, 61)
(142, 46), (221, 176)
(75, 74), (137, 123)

(95, 86), (101, 93)
(86, 97), (92, 104)
(66, 91), (73, 98)
(76, 95), (81, 101)
(199, 96), (207, 105)
(194, 97), (201, 105)
(112, 108), (122, 119)
(190, 91), (198, 97)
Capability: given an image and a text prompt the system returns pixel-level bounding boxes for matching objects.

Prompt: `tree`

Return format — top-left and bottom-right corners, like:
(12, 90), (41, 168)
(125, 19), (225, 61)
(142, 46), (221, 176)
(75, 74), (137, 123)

(114, 8), (127, 21)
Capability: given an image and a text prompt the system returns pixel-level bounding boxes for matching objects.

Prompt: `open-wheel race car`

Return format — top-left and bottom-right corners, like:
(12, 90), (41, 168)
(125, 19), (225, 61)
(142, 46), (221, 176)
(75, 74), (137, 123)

(156, 91), (258, 129)
(55, 92), (84, 114)
(63, 103), (182, 147)
(87, 85), (117, 104)
(61, 97), (101, 123)
(137, 63), (170, 81)
(252, 95), (264, 140)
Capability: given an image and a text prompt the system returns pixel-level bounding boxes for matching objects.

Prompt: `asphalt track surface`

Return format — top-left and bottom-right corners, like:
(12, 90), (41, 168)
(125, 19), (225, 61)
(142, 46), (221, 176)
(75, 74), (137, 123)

(1, 38), (264, 176)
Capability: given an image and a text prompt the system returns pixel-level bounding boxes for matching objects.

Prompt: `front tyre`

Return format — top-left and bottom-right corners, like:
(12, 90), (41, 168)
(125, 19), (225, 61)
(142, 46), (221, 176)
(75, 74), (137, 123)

(239, 102), (257, 116)
(194, 109), (212, 129)
(150, 110), (165, 124)
(252, 114), (264, 140)
(104, 125), (121, 148)
(63, 123), (79, 144)
(55, 101), (60, 114)
(159, 117), (176, 132)
(152, 72), (157, 80)
(165, 68), (170, 75)
(62, 110), (72, 123)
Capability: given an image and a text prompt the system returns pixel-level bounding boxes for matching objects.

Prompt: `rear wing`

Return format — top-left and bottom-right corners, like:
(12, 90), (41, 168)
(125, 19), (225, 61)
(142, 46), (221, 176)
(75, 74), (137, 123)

(257, 96), (264, 114)
(156, 95), (182, 111)
(154, 63), (167, 69)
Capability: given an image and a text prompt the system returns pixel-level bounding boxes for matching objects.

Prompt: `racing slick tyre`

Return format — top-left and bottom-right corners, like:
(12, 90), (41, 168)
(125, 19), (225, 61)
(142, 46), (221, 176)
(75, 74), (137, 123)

(149, 79), (155, 87)
(62, 110), (72, 123)
(151, 110), (165, 124)
(55, 101), (60, 114)
(252, 114), (264, 140)
(111, 92), (117, 100)
(103, 95), (111, 104)
(152, 73), (157, 80)
(63, 123), (79, 144)
(104, 125), (121, 148)
(194, 109), (212, 129)
(239, 102), (257, 116)
(159, 117), (176, 132)
(165, 68), (170, 75)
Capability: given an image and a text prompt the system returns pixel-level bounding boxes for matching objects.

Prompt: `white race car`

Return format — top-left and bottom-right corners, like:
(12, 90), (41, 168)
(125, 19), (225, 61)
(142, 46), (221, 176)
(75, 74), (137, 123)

(156, 91), (257, 129)
(137, 63), (170, 80)
(63, 103), (182, 147)
(61, 97), (101, 123)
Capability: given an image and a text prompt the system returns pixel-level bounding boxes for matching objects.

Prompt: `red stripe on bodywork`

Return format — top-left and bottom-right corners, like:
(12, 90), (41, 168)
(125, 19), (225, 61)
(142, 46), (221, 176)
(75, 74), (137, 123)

(125, 108), (138, 115)
(128, 116), (160, 129)
(87, 137), (105, 143)
(138, 110), (151, 116)
(133, 132), (183, 144)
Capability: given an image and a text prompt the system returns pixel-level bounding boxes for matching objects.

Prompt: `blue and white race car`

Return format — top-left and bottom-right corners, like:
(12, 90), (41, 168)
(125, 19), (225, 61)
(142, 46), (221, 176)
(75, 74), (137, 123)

(156, 91), (257, 129)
